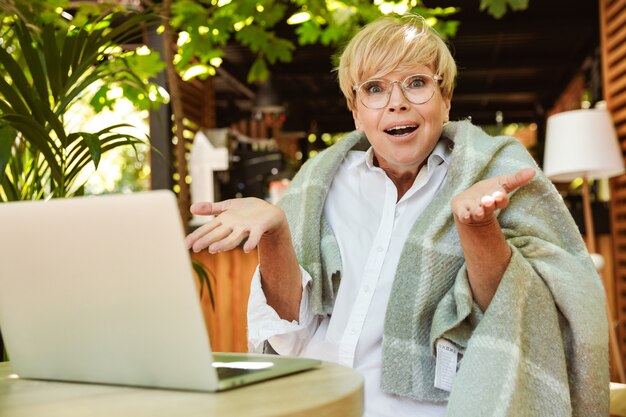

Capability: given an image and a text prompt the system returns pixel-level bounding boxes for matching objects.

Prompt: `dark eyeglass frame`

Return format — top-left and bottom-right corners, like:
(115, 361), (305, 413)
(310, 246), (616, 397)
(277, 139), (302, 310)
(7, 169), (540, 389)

(353, 73), (443, 109)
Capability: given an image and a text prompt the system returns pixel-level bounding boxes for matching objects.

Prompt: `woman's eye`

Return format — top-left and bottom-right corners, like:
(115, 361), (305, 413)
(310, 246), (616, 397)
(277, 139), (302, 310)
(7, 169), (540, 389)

(361, 81), (387, 95)
(407, 78), (426, 88)
(367, 84), (384, 94)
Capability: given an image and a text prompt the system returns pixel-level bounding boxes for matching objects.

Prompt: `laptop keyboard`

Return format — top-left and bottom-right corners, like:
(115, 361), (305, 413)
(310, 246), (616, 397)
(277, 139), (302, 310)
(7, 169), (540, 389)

(212, 359), (275, 380)
(214, 366), (260, 379)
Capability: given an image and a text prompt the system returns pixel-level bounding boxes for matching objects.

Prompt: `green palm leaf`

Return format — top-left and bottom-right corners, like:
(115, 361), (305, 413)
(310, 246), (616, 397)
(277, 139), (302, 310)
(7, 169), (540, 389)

(0, 25), (47, 124)
(0, 125), (16, 183)
(81, 132), (102, 170)
(0, 56), (31, 116)
(0, 114), (62, 182)
(14, 22), (48, 108)
(192, 261), (215, 309)
(0, 22), (67, 145)
(65, 134), (146, 184)
(41, 24), (62, 103)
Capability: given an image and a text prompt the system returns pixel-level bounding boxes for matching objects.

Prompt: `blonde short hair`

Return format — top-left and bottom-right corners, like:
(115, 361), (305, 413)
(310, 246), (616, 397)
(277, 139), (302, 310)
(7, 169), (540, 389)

(337, 15), (457, 110)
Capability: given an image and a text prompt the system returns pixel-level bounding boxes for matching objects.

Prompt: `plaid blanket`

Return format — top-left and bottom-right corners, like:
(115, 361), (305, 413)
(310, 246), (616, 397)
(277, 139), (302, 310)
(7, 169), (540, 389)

(277, 120), (608, 416)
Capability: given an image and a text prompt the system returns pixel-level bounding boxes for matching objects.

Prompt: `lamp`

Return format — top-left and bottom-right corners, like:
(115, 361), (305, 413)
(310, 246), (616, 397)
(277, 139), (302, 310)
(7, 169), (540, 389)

(544, 107), (626, 382)
(544, 108), (624, 251)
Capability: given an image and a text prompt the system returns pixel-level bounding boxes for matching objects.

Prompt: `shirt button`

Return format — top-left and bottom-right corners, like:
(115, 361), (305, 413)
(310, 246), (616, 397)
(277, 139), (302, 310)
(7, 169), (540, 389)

(377, 246), (384, 253)
(350, 328), (357, 335)
(363, 285), (370, 293)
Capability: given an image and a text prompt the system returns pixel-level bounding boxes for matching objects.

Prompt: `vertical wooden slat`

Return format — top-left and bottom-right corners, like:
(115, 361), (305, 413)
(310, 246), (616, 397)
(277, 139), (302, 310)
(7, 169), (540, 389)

(606, 0), (626, 21)
(601, 0), (626, 380)
(175, 76), (217, 227)
(180, 77), (217, 130)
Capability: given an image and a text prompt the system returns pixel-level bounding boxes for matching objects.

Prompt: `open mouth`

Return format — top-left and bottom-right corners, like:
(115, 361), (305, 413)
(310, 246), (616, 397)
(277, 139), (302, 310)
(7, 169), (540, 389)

(383, 124), (418, 136)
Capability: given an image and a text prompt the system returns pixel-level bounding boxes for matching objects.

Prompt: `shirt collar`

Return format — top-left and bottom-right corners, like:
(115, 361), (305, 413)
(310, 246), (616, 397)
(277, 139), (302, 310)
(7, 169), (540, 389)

(428, 137), (453, 170)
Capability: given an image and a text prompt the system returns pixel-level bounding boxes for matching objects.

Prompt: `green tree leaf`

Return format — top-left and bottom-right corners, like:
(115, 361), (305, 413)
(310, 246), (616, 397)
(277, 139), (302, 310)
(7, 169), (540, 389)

(235, 24), (269, 53)
(247, 56), (269, 84)
(480, 0), (529, 19)
(123, 52), (166, 80)
(255, 2), (287, 27)
(89, 85), (115, 112)
(264, 36), (294, 64)
(320, 23), (349, 46)
(295, 20), (322, 45)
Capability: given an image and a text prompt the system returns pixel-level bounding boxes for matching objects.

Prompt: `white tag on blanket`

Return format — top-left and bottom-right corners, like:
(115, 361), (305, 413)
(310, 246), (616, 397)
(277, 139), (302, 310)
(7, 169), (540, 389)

(434, 339), (458, 392)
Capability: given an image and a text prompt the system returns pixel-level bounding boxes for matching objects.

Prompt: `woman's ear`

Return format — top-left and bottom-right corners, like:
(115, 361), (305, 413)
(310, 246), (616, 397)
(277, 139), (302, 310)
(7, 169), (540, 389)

(352, 109), (361, 130)
(442, 96), (451, 123)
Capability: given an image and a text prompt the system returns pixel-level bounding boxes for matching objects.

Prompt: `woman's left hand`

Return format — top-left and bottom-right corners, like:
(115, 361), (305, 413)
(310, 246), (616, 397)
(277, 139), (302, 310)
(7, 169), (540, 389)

(451, 167), (536, 310)
(451, 167), (536, 226)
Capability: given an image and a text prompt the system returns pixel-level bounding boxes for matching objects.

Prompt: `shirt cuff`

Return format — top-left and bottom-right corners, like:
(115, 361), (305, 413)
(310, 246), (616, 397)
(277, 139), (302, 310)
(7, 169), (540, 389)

(247, 265), (316, 354)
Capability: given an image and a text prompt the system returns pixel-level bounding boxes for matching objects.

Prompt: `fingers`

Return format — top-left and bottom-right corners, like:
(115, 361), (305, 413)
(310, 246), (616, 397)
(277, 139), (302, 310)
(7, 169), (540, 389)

(243, 228), (264, 253)
(189, 200), (230, 216)
(499, 168), (536, 193)
(185, 197), (283, 254)
(480, 194), (495, 207)
(185, 220), (220, 250)
(460, 185), (511, 223)
(456, 199), (497, 224)
(188, 223), (248, 254)
(480, 190), (507, 209)
(207, 226), (249, 254)
(453, 167), (535, 225)
(186, 200), (241, 252)
(189, 202), (214, 216)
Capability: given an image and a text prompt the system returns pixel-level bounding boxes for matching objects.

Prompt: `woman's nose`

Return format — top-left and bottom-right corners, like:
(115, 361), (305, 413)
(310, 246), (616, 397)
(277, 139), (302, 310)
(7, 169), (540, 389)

(387, 82), (409, 112)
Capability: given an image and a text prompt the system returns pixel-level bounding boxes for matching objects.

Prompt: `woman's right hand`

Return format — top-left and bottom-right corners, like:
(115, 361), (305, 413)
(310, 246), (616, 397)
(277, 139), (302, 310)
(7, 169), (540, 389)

(184, 197), (287, 254)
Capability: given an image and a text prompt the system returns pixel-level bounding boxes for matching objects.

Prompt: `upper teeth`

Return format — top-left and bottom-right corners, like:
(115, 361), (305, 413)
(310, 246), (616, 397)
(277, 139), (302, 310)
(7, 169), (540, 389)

(388, 125), (415, 131)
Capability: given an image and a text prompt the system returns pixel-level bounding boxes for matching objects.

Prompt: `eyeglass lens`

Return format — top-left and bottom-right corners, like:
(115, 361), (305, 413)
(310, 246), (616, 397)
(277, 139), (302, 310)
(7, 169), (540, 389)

(357, 74), (438, 109)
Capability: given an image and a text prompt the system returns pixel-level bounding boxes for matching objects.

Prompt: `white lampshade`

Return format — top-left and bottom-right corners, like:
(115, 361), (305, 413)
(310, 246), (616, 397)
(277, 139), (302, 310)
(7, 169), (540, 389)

(544, 108), (625, 182)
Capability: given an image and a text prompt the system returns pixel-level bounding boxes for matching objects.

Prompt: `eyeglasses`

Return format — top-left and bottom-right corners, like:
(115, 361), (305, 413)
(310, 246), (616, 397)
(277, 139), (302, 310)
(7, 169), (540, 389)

(353, 73), (443, 109)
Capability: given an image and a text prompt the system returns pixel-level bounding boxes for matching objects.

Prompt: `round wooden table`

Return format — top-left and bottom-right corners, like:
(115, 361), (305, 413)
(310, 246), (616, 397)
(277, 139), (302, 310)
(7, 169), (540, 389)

(0, 361), (363, 417)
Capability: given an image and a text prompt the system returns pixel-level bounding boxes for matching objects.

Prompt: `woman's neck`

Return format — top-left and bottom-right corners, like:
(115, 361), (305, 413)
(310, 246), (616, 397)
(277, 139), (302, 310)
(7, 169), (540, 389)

(373, 154), (424, 202)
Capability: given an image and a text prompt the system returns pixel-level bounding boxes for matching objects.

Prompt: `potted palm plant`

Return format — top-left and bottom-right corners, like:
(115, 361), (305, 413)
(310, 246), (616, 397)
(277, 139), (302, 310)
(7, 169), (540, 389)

(0, 10), (159, 200)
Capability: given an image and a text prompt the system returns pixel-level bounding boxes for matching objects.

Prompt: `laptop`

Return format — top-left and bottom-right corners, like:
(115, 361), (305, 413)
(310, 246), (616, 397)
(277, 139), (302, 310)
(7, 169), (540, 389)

(0, 190), (320, 391)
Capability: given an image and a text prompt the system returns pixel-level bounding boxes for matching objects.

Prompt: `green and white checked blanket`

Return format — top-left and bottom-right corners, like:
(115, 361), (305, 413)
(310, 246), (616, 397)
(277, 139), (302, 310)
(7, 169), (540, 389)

(277, 120), (608, 416)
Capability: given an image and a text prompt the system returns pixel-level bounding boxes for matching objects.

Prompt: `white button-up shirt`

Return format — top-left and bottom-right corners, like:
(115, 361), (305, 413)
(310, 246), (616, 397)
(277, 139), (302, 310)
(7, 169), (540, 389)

(248, 139), (452, 417)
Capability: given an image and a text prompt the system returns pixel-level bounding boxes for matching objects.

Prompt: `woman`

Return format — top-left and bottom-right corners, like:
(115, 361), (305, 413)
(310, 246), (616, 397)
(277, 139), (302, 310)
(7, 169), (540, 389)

(186, 15), (608, 417)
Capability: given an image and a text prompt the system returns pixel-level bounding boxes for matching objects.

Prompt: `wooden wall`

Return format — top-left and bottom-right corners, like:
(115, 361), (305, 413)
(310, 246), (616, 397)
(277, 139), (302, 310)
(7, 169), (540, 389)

(600, 0), (626, 377)
(192, 249), (258, 352)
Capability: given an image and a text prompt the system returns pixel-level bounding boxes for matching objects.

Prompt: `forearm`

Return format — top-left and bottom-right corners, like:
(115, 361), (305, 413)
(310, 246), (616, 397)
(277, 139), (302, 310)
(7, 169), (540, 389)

(258, 220), (302, 322)
(450, 168), (535, 310)
(455, 217), (511, 311)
